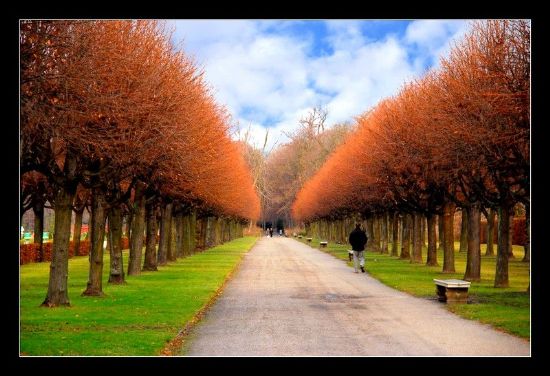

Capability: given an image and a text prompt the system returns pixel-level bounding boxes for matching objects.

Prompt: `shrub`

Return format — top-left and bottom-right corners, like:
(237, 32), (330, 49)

(480, 217), (526, 245)
(20, 237), (129, 265)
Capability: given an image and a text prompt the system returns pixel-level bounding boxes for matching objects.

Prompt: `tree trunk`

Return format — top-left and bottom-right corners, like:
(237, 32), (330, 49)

(158, 202), (172, 265)
(495, 205), (511, 287)
(316, 221), (321, 239)
(411, 213), (423, 263)
(125, 212), (132, 240)
(464, 203), (481, 282)
(314, 221), (319, 239)
(442, 202), (456, 273)
(128, 183), (146, 276)
(33, 199), (45, 262)
(220, 217), (226, 243)
(380, 213), (388, 254)
(459, 208), (468, 253)
(42, 185), (76, 307)
(391, 213), (399, 256)
(341, 219), (346, 244)
(426, 214), (438, 266)
(367, 217), (374, 252)
(522, 203), (530, 262)
(205, 217), (214, 248)
(223, 217), (229, 242)
(201, 217), (208, 249)
(195, 217), (202, 250)
(438, 214), (444, 251)
(387, 216), (392, 248)
(420, 215), (428, 248)
(400, 214), (411, 259)
(175, 211), (184, 258)
(373, 215), (381, 252)
(108, 205), (124, 284)
(73, 208), (83, 256)
(200, 217), (206, 249)
(215, 217), (221, 245)
(85, 208), (90, 240)
(182, 214), (191, 256)
(486, 208), (496, 256)
(508, 208), (515, 259)
(190, 211), (197, 252)
(82, 188), (107, 296)
(142, 201), (158, 271)
(168, 212), (177, 261)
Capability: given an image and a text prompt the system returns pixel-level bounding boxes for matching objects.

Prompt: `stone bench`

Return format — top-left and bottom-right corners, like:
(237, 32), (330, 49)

(433, 279), (471, 303)
(319, 241), (328, 248)
(298, 235), (303, 239)
(306, 237), (312, 242)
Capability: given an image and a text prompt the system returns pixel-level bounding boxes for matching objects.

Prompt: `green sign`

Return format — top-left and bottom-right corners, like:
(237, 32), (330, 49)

(43, 232), (50, 240)
(24, 232), (32, 240)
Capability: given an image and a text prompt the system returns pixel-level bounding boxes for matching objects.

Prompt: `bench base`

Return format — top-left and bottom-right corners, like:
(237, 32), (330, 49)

(436, 285), (469, 303)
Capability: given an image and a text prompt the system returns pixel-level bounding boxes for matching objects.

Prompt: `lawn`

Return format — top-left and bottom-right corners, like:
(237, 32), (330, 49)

(20, 236), (258, 356)
(296, 237), (530, 339)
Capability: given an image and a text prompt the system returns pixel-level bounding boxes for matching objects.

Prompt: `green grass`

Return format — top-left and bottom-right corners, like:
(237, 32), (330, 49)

(20, 236), (258, 356)
(296, 237), (530, 339)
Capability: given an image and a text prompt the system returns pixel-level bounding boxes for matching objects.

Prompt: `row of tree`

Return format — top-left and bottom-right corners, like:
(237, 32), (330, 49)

(292, 20), (530, 288)
(305, 207), (525, 259)
(264, 107), (352, 228)
(20, 20), (260, 307)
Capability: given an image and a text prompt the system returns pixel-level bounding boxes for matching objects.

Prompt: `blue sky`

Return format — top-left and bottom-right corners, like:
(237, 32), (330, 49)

(168, 20), (469, 150)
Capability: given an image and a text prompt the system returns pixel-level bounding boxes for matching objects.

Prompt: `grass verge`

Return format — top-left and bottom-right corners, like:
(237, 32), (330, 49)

(20, 236), (258, 356)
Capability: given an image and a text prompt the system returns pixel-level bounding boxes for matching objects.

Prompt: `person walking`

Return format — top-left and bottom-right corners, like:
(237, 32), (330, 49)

(269, 227), (274, 238)
(349, 223), (368, 273)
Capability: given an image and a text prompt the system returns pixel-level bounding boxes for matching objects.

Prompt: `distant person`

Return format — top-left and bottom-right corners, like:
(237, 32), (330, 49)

(269, 227), (273, 237)
(349, 223), (368, 273)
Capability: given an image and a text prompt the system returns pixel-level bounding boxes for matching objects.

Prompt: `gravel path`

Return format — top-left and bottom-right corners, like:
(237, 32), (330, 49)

(184, 237), (530, 356)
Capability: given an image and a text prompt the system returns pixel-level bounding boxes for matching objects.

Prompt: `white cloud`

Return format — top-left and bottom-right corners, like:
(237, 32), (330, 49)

(170, 20), (471, 153)
(311, 35), (418, 125)
(405, 20), (470, 67)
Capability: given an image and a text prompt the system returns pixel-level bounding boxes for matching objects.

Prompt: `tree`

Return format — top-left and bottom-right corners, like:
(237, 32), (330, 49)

(292, 20), (528, 287)
(21, 20), (261, 305)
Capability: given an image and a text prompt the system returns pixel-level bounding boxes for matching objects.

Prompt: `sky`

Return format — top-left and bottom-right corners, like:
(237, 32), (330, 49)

(169, 20), (470, 151)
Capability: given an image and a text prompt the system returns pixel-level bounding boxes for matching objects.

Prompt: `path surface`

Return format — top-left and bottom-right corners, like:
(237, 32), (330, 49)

(184, 237), (530, 356)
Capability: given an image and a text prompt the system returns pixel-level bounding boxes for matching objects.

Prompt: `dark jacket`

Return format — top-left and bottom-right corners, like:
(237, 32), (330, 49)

(349, 227), (368, 251)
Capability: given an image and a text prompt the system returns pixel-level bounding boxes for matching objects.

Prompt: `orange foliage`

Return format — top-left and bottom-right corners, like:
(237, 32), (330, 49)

(293, 20), (529, 223)
(21, 20), (259, 222)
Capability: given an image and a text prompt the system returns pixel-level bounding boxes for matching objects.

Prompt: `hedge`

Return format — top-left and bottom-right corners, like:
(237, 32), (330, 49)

(20, 237), (130, 265)
(480, 217), (526, 246)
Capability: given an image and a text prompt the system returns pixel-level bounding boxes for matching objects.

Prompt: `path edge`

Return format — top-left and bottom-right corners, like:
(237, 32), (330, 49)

(160, 236), (260, 356)
(296, 238), (530, 344)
